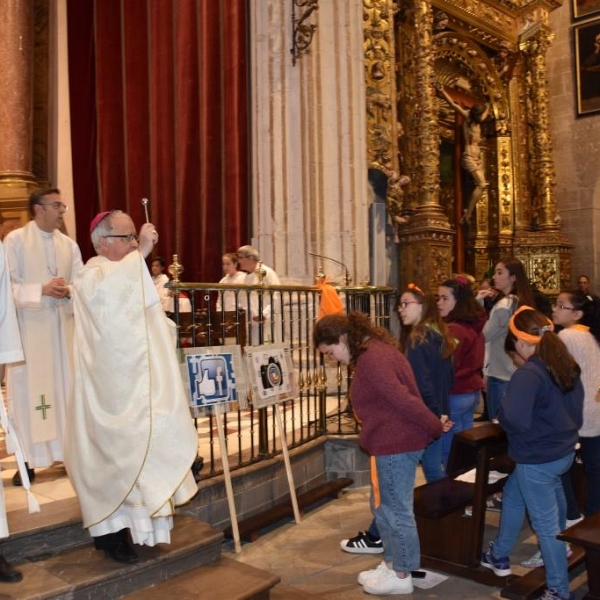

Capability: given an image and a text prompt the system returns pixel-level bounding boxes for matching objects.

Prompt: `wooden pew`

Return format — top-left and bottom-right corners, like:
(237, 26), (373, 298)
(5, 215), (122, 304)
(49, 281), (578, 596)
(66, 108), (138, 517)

(557, 511), (600, 600)
(414, 423), (514, 585)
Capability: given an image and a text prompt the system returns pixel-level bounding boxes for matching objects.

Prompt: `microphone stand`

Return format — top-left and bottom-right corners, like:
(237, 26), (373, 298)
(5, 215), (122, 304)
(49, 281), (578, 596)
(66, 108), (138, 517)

(308, 252), (352, 286)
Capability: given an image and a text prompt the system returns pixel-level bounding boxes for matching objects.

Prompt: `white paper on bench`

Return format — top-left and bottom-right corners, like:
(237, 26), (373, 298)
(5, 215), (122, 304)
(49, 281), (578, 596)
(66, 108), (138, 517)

(453, 469), (509, 484)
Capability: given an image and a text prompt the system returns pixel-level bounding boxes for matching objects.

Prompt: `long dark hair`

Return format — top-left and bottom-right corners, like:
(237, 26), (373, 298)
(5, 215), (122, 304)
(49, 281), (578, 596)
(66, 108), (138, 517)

(507, 307), (580, 392)
(440, 276), (486, 323)
(398, 287), (456, 359)
(498, 257), (535, 307)
(313, 311), (396, 364)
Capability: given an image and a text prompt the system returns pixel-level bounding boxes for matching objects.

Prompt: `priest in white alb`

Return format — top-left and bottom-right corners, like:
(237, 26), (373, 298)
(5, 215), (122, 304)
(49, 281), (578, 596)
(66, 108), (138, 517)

(0, 238), (42, 582)
(64, 210), (198, 564)
(4, 188), (83, 485)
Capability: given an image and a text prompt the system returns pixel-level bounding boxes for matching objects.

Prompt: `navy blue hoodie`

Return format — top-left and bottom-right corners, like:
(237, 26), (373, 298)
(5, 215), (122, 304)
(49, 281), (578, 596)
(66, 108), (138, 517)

(499, 355), (583, 464)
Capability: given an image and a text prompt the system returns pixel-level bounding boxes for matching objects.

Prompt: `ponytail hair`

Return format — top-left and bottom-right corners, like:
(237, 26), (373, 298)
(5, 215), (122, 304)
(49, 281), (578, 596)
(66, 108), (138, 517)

(507, 306), (580, 392)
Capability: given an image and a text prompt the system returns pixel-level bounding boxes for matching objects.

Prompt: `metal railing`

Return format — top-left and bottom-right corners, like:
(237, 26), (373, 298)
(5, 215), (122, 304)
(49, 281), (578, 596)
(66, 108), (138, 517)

(169, 281), (396, 477)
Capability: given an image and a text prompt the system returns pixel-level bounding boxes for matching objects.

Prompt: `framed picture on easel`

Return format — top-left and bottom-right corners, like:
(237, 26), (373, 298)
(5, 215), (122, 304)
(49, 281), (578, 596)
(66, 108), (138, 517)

(180, 344), (249, 417)
(574, 17), (600, 116)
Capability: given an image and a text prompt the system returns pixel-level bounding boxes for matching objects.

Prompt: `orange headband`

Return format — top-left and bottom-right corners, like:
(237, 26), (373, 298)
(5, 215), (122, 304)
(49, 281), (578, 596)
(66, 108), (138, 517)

(508, 305), (554, 345)
(407, 282), (424, 295)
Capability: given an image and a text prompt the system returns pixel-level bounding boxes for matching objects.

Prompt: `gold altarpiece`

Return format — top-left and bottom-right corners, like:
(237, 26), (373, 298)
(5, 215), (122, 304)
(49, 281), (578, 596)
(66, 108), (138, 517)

(364, 0), (572, 294)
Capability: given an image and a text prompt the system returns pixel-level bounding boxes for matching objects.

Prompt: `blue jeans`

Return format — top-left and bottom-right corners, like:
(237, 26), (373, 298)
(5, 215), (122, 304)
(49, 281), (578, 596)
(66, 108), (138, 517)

(493, 453), (574, 598)
(372, 450), (423, 573)
(487, 376), (509, 420)
(421, 436), (445, 483)
(367, 440), (443, 541)
(442, 391), (479, 462)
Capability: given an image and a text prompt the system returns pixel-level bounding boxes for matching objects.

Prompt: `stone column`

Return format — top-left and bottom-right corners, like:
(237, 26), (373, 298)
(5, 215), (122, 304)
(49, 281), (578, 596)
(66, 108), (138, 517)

(0, 0), (35, 232)
(0, 0), (34, 183)
(250, 0), (369, 285)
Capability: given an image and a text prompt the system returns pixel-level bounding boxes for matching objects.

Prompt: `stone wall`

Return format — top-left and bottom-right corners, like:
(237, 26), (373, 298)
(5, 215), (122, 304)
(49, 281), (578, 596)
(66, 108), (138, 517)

(548, 3), (600, 287)
(182, 436), (369, 530)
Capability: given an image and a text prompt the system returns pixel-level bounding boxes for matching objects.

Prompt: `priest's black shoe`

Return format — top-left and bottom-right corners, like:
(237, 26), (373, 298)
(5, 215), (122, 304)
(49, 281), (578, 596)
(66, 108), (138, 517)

(12, 464), (35, 487)
(104, 540), (139, 564)
(0, 555), (23, 583)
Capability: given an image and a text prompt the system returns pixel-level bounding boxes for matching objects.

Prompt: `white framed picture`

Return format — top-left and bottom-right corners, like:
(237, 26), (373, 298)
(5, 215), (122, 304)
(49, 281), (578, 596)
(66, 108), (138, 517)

(245, 343), (297, 408)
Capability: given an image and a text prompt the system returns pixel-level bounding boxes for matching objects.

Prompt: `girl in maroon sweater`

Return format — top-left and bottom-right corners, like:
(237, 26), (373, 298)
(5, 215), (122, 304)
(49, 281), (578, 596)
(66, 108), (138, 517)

(437, 276), (487, 462)
(315, 312), (442, 596)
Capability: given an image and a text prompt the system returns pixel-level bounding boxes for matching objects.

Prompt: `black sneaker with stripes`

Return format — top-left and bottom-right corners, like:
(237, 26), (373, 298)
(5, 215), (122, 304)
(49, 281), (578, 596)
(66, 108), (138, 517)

(340, 531), (384, 554)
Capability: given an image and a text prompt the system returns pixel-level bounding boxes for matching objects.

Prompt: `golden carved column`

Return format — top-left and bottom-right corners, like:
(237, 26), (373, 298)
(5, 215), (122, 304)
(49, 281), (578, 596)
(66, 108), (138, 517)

(394, 0), (453, 291)
(409, 0), (442, 213)
(0, 0), (35, 184)
(511, 27), (572, 296)
(363, 0), (403, 219)
(520, 28), (557, 232)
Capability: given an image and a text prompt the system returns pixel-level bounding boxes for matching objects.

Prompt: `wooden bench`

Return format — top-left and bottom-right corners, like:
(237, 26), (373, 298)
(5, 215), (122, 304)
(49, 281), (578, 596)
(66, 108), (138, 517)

(224, 477), (353, 542)
(556, 510), (600, 600)
(414, 423), (514, 585)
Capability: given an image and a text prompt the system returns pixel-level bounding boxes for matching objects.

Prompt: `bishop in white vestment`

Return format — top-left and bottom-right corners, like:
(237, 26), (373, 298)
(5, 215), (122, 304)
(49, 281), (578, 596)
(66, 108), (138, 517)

(4, 189), (83, 480)
(65, 211), (198, 564)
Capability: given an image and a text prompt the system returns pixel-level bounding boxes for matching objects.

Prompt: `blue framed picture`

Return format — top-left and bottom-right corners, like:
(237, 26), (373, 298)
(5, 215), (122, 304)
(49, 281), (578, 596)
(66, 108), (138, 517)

(181, 344), (248, 415)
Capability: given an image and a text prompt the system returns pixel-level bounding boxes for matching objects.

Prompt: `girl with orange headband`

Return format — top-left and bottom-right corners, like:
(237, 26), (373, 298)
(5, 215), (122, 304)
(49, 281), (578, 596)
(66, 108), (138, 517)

(481, 306), (583, 600)
(521, 289), (600, 570)
(399, 283), (457, 481)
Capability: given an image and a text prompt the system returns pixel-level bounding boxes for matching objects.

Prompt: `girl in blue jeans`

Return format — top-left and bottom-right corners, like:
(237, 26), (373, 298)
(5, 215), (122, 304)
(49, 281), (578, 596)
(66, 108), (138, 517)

(481, 306), (583, 600)
(315, 312), (443, 595)
(437, 276), (487, 463)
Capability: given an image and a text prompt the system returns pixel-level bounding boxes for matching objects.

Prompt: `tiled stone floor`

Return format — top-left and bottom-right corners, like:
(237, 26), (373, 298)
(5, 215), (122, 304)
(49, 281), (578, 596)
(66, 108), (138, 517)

(0, 437), (591, 599)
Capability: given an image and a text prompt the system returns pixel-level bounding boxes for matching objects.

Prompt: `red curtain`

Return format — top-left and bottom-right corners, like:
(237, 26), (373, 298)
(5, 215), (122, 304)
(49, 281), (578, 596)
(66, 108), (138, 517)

(67, 0), (249, 282)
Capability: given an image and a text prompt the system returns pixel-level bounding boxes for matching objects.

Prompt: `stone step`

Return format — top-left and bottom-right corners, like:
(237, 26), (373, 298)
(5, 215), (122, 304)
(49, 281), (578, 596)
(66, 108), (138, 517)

(122, 556), (281, 600)
(4, 497), (88, 563)
(0, 514), (223, 599)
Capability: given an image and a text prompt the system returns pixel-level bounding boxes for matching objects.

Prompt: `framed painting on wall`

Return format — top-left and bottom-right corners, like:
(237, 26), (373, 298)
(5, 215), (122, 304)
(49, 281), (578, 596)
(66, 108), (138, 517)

(573, 0), (600, 20)
(574, 18), (600, 116)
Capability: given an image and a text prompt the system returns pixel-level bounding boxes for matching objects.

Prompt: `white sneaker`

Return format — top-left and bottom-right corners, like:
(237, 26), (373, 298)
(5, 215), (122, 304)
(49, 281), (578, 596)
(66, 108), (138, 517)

(520, 545), (573, 568)
(363, 570), (413, 595)
(520, 550), (543, 568)
(566, 516), (583, 528)
(358, 561), (390, 586)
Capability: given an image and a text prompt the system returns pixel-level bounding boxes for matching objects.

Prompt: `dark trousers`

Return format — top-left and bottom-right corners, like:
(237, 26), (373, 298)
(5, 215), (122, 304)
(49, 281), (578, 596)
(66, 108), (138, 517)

(562, 435), (600, 518)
